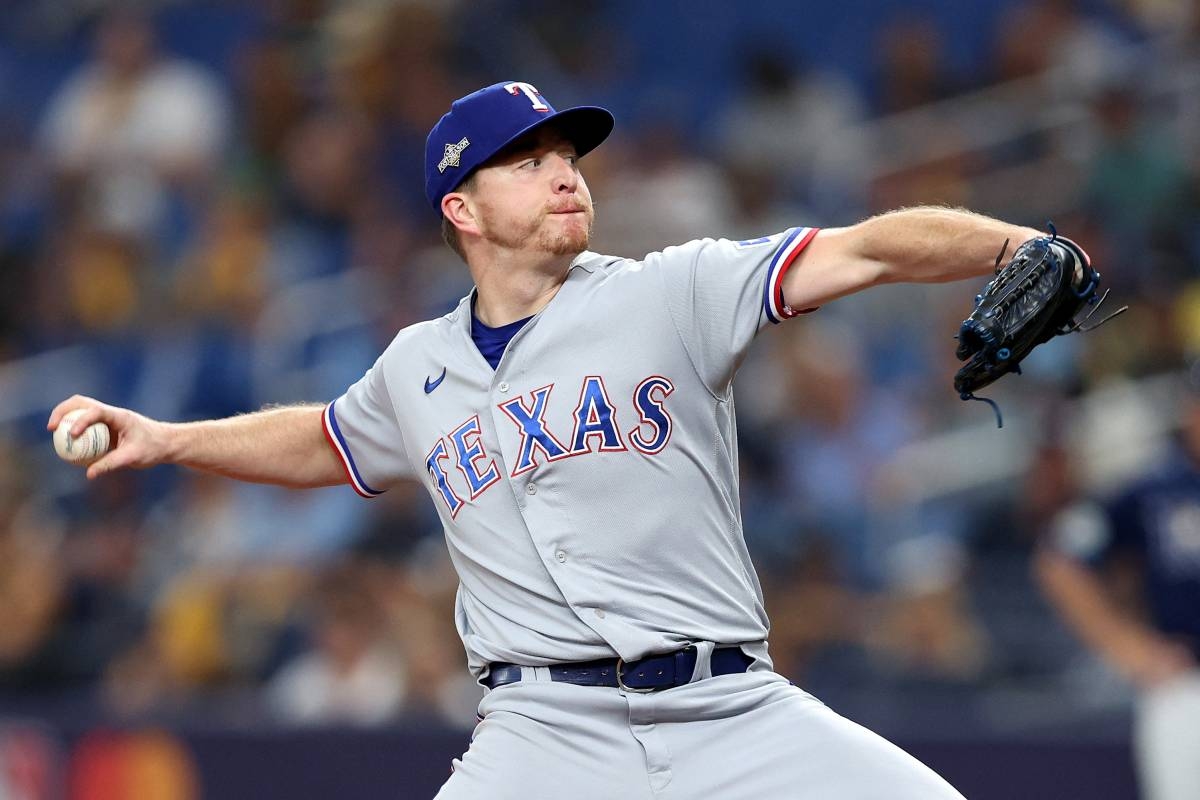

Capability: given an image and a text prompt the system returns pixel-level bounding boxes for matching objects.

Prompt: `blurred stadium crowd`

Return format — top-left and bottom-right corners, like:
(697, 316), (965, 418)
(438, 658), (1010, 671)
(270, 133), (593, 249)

(0, 0), (1198, 738)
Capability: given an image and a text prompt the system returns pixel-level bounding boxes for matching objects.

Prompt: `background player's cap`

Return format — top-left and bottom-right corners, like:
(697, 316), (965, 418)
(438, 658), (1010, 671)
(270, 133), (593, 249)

(424, 81), (615, 214)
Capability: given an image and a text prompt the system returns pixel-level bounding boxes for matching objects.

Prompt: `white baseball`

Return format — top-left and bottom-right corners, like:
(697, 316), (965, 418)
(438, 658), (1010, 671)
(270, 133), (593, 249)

(54, 409), (111, 467)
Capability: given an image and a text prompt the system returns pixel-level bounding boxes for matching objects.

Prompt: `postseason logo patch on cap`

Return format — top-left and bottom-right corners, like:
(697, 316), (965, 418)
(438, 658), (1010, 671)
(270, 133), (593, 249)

(438, 137), (470, 174)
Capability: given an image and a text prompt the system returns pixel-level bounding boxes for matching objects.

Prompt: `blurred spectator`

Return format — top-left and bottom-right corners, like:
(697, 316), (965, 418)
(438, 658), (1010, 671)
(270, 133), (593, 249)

(864, 14), (988, 215)
(1119, 0), (1198, 56)
(874, 17), (961, 113)
(773, 317), (922, 587)
(714, 51), (867, 220)
(103, 563), (308, 718)
(380, 548), (483, 727)
(992, 0), (1132, 98)
(952, 433), (1096, 685)
(326, 2), (465, 219)
(229, 34), (308, 196)
(755, 537), (863, 683)
(1036, 375), (1200, 800)
(590, 125), (735, 256)
(353, 482), (441, 566)
(267, 562), (406, 726)
(721, 160), (814, 240)
(486, 0), (623, 87)
(136, 475), (258, 599)
(1081, 80), (1191, 295)
(866, 533), (988, 682)
(1122, 0), (1197, 34)
(37, 10), (231, 247)
(174, 189), (271, 319)
(0, 443), (67, 687)
(41, 474), (150, 686)
(60, 226), (145, 336)
(869, 143), (978, 215)
(267, 110), (375, 284)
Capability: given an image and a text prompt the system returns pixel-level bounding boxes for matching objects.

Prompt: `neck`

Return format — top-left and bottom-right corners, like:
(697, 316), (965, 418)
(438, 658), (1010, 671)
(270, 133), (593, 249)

(469, 250), (578, 326)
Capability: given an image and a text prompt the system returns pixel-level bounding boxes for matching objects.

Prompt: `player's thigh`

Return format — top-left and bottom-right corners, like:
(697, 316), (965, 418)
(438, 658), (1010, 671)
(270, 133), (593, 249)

(662, 679), (965, 800)
(1134, 671), (1200, 800)
(434, 683), (655, 800)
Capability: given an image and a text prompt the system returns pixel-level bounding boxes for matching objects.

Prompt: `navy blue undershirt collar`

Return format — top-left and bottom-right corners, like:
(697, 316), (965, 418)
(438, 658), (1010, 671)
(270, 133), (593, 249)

(471, 302), (533, 370)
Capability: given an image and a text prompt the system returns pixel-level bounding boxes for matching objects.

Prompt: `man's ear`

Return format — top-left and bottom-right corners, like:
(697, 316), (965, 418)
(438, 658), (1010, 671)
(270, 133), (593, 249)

(442, 192), (480, 237)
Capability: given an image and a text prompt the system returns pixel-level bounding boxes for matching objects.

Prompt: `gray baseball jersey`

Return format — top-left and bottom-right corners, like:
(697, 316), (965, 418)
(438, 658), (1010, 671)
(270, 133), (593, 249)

(326, 227), (967, 800)
(324, 227), (818, 678)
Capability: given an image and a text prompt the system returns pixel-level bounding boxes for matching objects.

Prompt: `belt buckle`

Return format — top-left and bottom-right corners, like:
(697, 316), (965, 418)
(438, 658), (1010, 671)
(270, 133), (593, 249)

(615, 657), (657, 693)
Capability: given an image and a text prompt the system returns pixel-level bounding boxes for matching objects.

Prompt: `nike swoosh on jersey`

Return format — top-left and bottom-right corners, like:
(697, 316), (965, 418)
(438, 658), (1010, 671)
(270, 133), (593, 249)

(424, 367), (447, 394)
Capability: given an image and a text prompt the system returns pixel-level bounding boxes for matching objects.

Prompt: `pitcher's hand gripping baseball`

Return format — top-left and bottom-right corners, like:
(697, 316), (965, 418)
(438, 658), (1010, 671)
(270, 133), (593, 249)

(48, 395), (171, 479)
(953, 227), (1126, 425)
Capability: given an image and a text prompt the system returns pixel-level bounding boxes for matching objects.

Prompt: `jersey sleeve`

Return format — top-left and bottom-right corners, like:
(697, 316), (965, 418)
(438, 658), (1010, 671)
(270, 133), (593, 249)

(652, 227), (819, 393)
(323, 359), (414, 498)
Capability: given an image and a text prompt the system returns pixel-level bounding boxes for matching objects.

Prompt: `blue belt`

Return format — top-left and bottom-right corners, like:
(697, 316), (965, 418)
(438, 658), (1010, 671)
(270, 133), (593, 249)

(484, 646), (753, 693)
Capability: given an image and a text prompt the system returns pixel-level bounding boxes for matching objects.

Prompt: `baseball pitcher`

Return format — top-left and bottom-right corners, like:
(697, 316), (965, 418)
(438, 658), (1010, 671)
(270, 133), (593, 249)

(52, 81), (1101, 798)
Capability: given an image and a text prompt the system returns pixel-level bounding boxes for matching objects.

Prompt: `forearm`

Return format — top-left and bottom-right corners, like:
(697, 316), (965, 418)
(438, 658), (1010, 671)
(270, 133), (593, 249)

(165, 404), (344, 488)
(1034, 550), (1172, 671)
(785, 206), (1047, 309)
(50, 395), (347, 487)
(858, 206), (1043, 285)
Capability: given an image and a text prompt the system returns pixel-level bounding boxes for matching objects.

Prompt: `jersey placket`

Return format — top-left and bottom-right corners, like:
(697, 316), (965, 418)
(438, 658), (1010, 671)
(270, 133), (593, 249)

(484, 284), (630, 650)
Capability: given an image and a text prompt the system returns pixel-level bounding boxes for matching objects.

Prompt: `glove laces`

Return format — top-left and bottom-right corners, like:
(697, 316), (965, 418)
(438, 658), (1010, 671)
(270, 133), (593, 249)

(959, 391), (1004, 428)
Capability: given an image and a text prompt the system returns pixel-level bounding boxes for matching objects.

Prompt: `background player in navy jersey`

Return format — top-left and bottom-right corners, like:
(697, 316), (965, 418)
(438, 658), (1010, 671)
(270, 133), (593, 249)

(1037, 376), (1200, 800)
(48, 80), (1069, 798)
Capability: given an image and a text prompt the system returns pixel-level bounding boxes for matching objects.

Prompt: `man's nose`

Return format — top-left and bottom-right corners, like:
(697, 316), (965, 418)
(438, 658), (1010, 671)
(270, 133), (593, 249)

(550, 154), (579, 193)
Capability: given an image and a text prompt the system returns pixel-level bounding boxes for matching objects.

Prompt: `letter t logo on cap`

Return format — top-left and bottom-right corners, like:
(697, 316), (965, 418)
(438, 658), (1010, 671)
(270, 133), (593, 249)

(505, 82), (550, 112)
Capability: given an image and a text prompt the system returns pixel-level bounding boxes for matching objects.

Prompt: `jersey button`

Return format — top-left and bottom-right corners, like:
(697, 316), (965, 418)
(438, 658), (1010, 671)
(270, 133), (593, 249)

(594, 608), (606, 619)
(525, 483), (537, 495)
(555, 550), (567, 563)
(498, 382), (510, 393)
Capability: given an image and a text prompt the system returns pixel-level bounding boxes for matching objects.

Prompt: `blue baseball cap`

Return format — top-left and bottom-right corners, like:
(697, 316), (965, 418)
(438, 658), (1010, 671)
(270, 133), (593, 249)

(424, 81), (614, 214)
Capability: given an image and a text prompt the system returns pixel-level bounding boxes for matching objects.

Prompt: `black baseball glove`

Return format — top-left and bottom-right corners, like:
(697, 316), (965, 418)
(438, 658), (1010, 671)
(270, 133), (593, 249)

(954, 227), (1125, 426)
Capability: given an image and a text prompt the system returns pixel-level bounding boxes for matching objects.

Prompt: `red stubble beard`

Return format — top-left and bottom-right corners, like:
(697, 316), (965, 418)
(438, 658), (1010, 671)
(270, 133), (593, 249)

(540, 204), (594, 255)
(480, 200), (595, 256)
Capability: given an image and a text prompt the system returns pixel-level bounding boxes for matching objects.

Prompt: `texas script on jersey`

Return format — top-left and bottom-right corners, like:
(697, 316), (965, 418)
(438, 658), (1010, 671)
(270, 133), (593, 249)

(425, 375), (676, 517)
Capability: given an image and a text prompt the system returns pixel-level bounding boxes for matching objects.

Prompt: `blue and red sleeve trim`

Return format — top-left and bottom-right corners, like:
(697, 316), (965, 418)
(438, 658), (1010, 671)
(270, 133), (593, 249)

(322, 400), (384, 498)
(762, 226), (820, 324)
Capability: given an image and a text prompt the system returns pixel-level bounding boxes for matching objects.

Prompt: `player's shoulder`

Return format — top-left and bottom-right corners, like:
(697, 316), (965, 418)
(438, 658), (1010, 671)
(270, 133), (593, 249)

(568, 250), (634, 277)
(641, 229), (806, 266)
(572, 239), (725, 278)
(645, 237), (724, 262)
